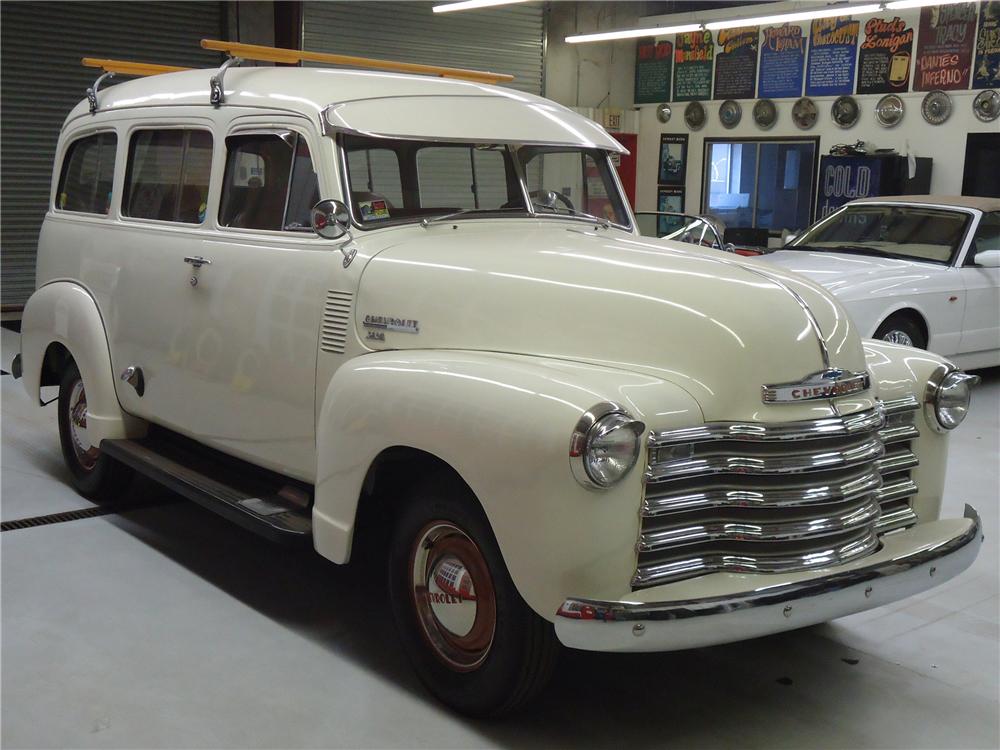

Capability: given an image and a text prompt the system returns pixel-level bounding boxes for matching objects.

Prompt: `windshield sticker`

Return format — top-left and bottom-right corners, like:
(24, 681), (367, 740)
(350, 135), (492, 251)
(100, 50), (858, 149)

(359, 199), (390, 221)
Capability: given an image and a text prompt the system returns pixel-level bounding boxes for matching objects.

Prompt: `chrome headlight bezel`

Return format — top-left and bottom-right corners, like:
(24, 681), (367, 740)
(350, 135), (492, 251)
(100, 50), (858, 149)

(570, 402), (647, 489)
(924, 366), (980, 432)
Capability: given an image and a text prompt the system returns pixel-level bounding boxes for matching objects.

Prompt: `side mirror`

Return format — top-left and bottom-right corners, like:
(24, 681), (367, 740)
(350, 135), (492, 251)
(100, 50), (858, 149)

(974, 249), (1000, 268)
(783, 233), (798, 246)
(311, 199), (351, 241)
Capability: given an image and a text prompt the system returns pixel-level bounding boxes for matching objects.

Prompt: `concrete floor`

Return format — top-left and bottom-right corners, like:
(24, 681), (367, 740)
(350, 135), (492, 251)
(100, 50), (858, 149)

(2, 327), (998, 749)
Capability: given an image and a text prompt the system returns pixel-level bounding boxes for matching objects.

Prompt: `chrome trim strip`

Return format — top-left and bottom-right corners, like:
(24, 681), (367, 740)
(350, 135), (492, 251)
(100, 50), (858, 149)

(876, 450), (919, 474)
(646, 438), (885, 482)
(561, 505), (982, 623)
(878, 423), (920, 444)
(881, 394), (919, 414)
(638, 498), (881, 552)
(642, 469), (883, 516)
(649, 407), (884, 447)
(875, 476), (918, 504)
(874, 503), (918, 533)
(633, 528), (880, 588)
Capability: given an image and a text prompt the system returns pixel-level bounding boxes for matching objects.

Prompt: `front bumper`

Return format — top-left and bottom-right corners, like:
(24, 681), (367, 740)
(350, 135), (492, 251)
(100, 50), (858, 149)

(555, 504), (983, 652)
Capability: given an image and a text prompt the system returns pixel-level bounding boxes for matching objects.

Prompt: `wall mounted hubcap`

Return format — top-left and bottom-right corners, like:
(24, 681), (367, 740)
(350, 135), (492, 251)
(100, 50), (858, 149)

(411, 521), (496, 671)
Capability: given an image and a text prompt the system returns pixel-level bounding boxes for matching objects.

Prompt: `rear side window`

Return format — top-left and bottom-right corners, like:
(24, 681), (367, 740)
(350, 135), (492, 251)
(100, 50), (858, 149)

(124, 129), (213, 223)
(56, 132), (117, 214)
(219, 131), (319, 231)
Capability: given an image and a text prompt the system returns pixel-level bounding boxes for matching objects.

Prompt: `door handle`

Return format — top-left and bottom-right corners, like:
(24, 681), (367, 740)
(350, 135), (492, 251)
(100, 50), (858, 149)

(183, 256), (212, 268)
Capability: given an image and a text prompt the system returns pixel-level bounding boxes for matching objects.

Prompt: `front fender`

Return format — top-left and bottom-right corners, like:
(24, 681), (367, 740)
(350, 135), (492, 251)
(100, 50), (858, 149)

(21, 281), (145, 443)
(313, 349), (703, 620)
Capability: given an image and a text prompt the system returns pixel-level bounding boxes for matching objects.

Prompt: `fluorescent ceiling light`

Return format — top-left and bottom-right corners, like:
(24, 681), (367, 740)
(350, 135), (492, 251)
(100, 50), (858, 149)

(433, 0), (529, 13)
(884, 0), (973, 9)
(706, 4), (882, 31)
(565, 1), (937, 43)
(566, 23), (703, 44)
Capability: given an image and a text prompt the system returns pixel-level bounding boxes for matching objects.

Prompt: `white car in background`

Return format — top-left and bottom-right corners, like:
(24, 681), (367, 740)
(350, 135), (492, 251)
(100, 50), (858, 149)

(763, 196), (1000, 371)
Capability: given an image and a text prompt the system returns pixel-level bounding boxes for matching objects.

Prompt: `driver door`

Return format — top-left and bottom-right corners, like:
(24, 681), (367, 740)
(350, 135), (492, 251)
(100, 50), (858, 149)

(958, 211), (1000, 356)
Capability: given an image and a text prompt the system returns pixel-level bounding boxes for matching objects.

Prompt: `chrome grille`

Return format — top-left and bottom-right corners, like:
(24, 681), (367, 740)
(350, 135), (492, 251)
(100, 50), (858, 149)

(634, 400), (921, 590)
(874, 396), (920, 533)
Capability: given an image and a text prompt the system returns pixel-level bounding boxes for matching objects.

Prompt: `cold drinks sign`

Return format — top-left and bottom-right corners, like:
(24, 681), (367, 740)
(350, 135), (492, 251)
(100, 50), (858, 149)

(817, 157), (883, 218)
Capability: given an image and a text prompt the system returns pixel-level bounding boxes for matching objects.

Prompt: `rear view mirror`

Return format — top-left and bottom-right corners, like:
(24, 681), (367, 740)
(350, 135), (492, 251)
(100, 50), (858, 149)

(311, 199), (351, 241)
(974, 249), (1000, 268)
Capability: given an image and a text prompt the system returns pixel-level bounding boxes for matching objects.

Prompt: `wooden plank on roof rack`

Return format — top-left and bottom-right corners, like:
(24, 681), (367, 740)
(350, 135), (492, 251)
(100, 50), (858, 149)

(200, 39), (514, 85)
(83, 58), (191, 76)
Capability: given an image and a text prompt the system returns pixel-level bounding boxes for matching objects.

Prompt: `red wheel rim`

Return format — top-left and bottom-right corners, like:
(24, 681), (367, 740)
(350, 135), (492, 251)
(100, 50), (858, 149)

(67, 378), (100, 471)
(410, 521), (496, 672)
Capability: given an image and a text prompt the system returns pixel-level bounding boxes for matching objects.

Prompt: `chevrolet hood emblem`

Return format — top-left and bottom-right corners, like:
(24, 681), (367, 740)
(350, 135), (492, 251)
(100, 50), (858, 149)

(762, 368), (871, 403)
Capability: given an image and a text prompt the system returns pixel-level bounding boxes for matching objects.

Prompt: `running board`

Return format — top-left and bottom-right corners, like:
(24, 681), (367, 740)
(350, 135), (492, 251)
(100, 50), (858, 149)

(101, 432), (313, 547)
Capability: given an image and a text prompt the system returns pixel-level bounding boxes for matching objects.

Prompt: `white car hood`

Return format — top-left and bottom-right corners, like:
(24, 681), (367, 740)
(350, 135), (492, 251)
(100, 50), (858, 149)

(762, 250), (948, 296)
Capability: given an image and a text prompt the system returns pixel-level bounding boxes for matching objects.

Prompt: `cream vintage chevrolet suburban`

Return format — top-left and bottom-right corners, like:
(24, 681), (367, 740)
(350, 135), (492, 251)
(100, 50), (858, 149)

(13, 42), (985, 717)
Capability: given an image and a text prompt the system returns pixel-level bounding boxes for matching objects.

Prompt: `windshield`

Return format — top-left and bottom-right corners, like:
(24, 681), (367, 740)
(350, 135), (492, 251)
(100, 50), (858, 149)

(341, 135), (630, 228)
(789, 204), (971, 264)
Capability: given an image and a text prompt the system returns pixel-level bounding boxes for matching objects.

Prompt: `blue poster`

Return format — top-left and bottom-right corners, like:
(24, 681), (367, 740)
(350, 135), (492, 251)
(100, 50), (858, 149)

(759, 24), (805, 98)
(806, 17), (861, 97)
(816, 156), (883, 219)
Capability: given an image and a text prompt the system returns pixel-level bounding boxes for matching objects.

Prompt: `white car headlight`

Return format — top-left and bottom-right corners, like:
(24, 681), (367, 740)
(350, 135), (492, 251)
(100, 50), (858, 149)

(570, 404), (646, 488)
(926, 368), (980, 431)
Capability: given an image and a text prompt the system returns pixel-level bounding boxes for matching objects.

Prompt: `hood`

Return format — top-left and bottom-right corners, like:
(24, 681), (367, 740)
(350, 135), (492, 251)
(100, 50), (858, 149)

(762, 249), (948, 298)
(356, 223), (869, 421)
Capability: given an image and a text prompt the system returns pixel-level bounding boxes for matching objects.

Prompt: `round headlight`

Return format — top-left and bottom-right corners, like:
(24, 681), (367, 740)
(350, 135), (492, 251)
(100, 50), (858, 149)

(927, 369), (980, 431)
(570, 405), (646, 488)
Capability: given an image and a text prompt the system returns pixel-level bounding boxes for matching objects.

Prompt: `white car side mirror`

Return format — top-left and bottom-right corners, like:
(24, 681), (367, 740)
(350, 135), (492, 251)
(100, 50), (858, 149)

(974, 249), (1000, 268)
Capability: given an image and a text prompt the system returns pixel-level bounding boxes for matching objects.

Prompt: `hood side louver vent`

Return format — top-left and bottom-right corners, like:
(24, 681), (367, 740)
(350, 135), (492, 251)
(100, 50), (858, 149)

(320, 290), (353, 354)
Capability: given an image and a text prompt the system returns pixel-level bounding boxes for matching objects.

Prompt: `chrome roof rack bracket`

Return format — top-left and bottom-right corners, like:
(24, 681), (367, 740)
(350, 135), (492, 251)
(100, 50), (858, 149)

(86, 71), (115, 114)
(210, 56), (241, 106)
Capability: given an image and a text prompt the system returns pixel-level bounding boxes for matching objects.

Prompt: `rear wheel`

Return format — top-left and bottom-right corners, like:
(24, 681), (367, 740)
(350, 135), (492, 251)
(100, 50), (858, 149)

(57, 362), (133, 499)
(387, 473), (558, 717)
(874, 314), (926, 350)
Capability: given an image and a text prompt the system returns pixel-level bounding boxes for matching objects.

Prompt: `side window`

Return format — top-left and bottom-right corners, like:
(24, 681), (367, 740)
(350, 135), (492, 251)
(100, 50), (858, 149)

(124, 129), (213, 223)
(219, 131), (319, 231)
(969, 211), (1000, 263)
(56, 132), (117, 214)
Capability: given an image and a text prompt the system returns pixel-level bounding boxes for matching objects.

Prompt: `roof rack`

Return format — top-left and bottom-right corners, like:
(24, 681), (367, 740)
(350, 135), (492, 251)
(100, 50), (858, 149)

(82, 58), (191, 113)
(200, 39), (514, 106)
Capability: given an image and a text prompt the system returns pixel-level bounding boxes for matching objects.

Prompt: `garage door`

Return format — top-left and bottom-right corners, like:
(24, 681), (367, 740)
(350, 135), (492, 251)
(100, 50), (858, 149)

(302, 1), (545, 96)
(0, 1), (223, 309)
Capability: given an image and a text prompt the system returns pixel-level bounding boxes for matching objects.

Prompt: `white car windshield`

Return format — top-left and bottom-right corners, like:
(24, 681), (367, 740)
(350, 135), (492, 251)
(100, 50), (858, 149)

(341, 136), (630, 228)
(790, 205), (971, 264)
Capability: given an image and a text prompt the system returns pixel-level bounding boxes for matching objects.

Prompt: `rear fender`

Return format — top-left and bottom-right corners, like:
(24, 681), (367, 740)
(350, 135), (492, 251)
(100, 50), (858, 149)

(20, 281), (145, 443)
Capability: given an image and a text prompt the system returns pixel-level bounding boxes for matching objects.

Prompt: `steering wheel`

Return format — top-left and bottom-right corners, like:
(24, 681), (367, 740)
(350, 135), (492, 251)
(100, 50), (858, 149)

(529, 189), (575, 213)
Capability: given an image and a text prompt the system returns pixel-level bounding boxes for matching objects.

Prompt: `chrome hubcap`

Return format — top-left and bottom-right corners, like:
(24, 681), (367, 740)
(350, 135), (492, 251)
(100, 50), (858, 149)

(882, 329), (914, 347)
(68, 379), (100, 471)
(411, 521), (496, 671)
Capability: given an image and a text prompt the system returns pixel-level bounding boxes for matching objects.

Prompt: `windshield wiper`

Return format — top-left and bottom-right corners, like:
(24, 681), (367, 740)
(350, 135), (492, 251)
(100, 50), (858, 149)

(420, 207), (528, 227)
(786, 243), (905, 260)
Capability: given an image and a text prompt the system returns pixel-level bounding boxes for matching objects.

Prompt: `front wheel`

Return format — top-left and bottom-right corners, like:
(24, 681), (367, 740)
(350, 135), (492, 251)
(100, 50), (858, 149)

(387, 473), (558, 717)
(874, 314), (927, 349)
(57, 362), (133, 499)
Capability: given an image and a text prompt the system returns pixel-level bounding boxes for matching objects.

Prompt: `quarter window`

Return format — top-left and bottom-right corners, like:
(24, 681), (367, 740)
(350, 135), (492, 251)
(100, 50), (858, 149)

(219, 132), (319, 231)
(56, 132), (117, 214)
(124, 130), (213, 223)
